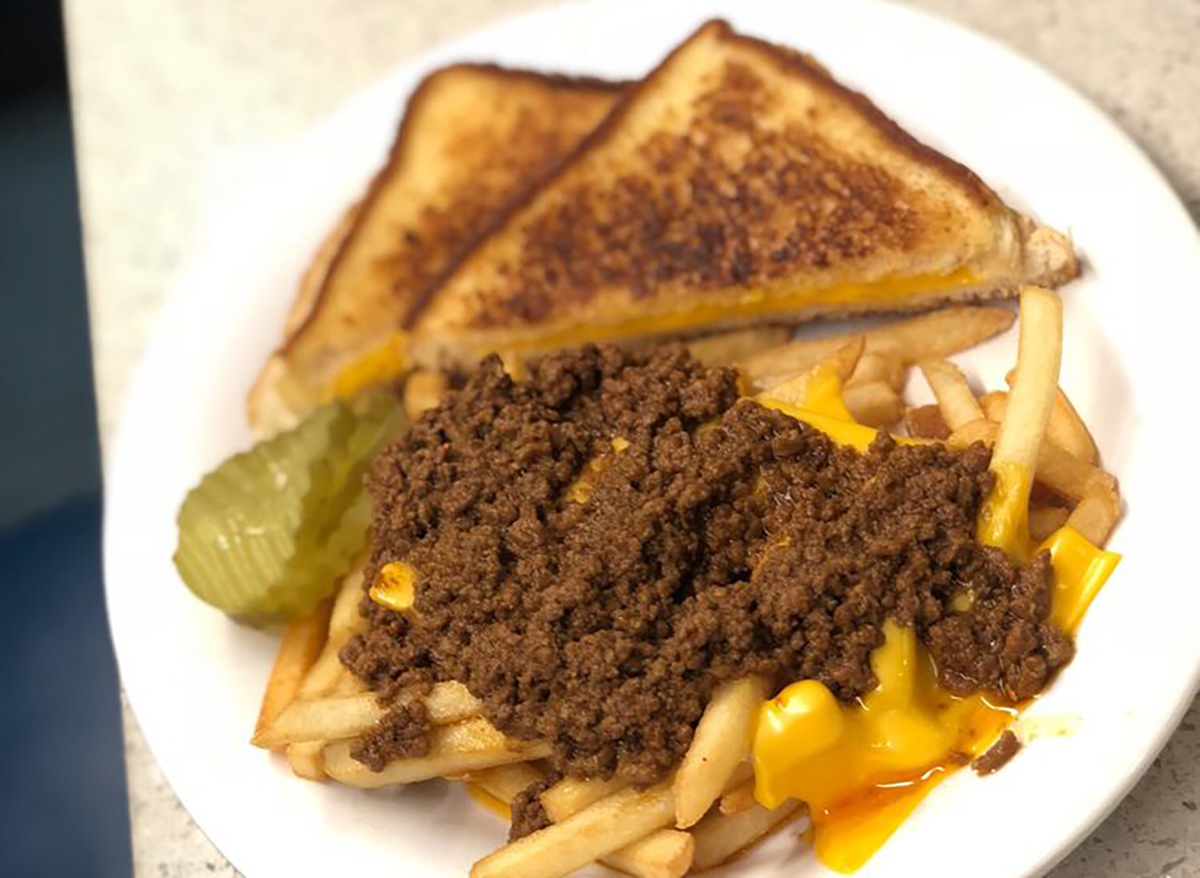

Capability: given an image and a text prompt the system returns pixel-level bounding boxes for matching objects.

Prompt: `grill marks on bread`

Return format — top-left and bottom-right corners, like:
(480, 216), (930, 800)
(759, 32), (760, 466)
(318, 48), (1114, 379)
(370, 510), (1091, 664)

(491, 62), (923, 325)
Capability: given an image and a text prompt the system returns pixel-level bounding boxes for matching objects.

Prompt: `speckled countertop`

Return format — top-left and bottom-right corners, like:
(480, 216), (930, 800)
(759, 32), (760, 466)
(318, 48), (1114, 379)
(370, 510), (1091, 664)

(65, 0), (1200, 875)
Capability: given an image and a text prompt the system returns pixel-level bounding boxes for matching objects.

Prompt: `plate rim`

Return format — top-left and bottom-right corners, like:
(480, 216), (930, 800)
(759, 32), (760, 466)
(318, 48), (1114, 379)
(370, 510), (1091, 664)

(102, 1), (1200, 876)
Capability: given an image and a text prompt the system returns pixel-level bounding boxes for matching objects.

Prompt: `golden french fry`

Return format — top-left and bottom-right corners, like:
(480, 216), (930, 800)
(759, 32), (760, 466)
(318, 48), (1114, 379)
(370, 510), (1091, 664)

(286, 741), (326, 781)
(602, 830), (694, 878)
(849, 351), (907, 391)
(421, 681), (485, 723)
(1049, 387), (1100, 465)
(718, 780), (757, 816)
(256, 693), (382, 748)
(757, 337), (865, 407)
(297, 565), (367, 700)
(1004, 370), (1100, 465)
(1029, 505), (1070, 542)
(470, 783), (676, 878)
(979, 390), (1008, 423)
(259, 682), (484, 748)
(904, 404), (950, 440)
(270, 568), (366, 777)
(470, 763), (546, 804)
(843, 380), (904, 428)
(675, 677), (767, 828)
(980, 288), (1063, 554)
(324, 718), (550, 788)
(404, 369), (448, 419)
(253, 598), (333, 745)
(738, 306), (1015, 387)
(949, 420), (1117, 506)
(690, 800), (806, 870)
(472, 765), (694, 878)
(723, 761), (754, 790)
(1067, 485), (1121, 547)
(499, 351), (526, 381)
(540, 776), (627, 823)
(331, 671), (368, 696)
(686, 326), (793, 367)
(919, 359), (984, 431)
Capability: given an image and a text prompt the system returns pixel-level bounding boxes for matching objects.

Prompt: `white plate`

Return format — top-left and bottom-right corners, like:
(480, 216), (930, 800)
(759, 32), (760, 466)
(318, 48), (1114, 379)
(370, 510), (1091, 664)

(103, 1), (1200, 876)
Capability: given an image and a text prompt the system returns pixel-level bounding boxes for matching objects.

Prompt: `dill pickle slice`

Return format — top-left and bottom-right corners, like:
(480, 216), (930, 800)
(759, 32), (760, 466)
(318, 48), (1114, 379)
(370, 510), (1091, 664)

(174, 393), (404, 623)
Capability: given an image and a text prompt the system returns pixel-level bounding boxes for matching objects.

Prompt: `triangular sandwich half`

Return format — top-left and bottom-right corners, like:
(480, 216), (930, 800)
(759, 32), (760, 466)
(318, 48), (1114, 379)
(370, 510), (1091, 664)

(405, 20), (1076, 367)
(248, 64), (622, 434)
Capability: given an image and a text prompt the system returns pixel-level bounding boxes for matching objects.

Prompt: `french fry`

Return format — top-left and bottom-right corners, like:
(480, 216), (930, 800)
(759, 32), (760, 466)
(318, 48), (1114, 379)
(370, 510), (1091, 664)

(421, 681), (484, 723)
(1048, 387), (1100, 465)
(904, 404), (950, 440)
(470, 782), (676, 878)
(256, 682), (484, 748)
(256, 693), (382, 748)
(1029, 505), (1070, 542)
(297, 565), (367, 700)
(1005, 370), (1100, 465)
(270, 570), (364, 779)
(849, 351), (907, 391)
(979, 390), (1008, 423)
(980, 288), (1062, 554)
(286, 741), (326, 781)
(331, 671), (368, 696)
(253, 598), (333, 745)
(603, 830), (694, 878)
(540, 776), (627, 823)
(686, 326), (793, 367)
(948, 420), (1118, 506)
(404, 369), (448, 419)
(757, 337), (865, 406)
(919, 359), (984, 431)
(472, 765), (694, 878)
(499, 351), (526, 381)
(324, 718), (551, 788)
(471, 763), (546, 804)
(738, 306), (1015, 387)
(1067, 485), (1121, 547)
(843, 380), (904, 428)
(690, 800), (806, 870)
(723, 760), (754, 790)
(675, 677), (767, 828)
(718, 779), (757, 816)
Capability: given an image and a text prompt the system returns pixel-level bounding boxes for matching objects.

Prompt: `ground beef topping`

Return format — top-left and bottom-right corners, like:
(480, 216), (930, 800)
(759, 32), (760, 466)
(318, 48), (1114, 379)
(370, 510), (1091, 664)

(972, 730), (1023, 775)
(350, 698), (430, 771)
(508, 772), (561, 841)
(340, 344), (1073, 782)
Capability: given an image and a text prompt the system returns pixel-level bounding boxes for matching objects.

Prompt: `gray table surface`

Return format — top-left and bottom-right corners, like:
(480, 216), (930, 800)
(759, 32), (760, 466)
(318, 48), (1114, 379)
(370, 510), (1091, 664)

(66, 0), (1200, 874)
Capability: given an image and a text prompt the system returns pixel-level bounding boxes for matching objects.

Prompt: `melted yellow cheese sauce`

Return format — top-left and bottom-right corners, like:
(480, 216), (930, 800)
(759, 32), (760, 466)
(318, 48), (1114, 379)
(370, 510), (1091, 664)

(323, 269), (979, 398)
(497, 269), (982, 354)
(751, 371), (1121, 873)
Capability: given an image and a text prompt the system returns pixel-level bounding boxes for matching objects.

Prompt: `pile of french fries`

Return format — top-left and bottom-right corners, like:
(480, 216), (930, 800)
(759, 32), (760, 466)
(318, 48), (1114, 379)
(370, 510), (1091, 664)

(251, 292), (1120, 876)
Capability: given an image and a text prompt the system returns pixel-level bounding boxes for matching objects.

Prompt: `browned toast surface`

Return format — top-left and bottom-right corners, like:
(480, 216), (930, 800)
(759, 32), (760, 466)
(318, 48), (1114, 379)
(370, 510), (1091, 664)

(406, 21), (1074, 364)
(248, 64), (621, 432)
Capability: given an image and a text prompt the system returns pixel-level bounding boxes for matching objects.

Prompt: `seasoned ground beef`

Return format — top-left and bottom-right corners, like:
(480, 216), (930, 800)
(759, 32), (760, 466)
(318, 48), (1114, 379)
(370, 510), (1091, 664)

(972, 730), (1023, 775)
(350, 699), (429, 771)
(508, 772), (561, 841)
(340, 344), (1072, 782)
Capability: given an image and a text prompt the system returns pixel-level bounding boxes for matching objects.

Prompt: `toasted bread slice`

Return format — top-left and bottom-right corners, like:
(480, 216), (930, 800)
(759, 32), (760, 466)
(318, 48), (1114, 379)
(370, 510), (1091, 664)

(248, 64), (621, 434)
(406, 21), (1076, 367)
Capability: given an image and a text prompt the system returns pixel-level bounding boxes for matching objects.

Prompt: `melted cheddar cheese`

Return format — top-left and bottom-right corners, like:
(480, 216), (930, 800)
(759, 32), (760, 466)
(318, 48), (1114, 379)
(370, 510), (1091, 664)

(498, 269), (981, 354)
(752, 368), (1121, 873)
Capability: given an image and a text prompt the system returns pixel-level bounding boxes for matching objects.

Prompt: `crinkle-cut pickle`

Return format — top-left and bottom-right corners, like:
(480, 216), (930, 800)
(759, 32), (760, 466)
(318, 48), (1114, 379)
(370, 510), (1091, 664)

(174, 393), (404, 624)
